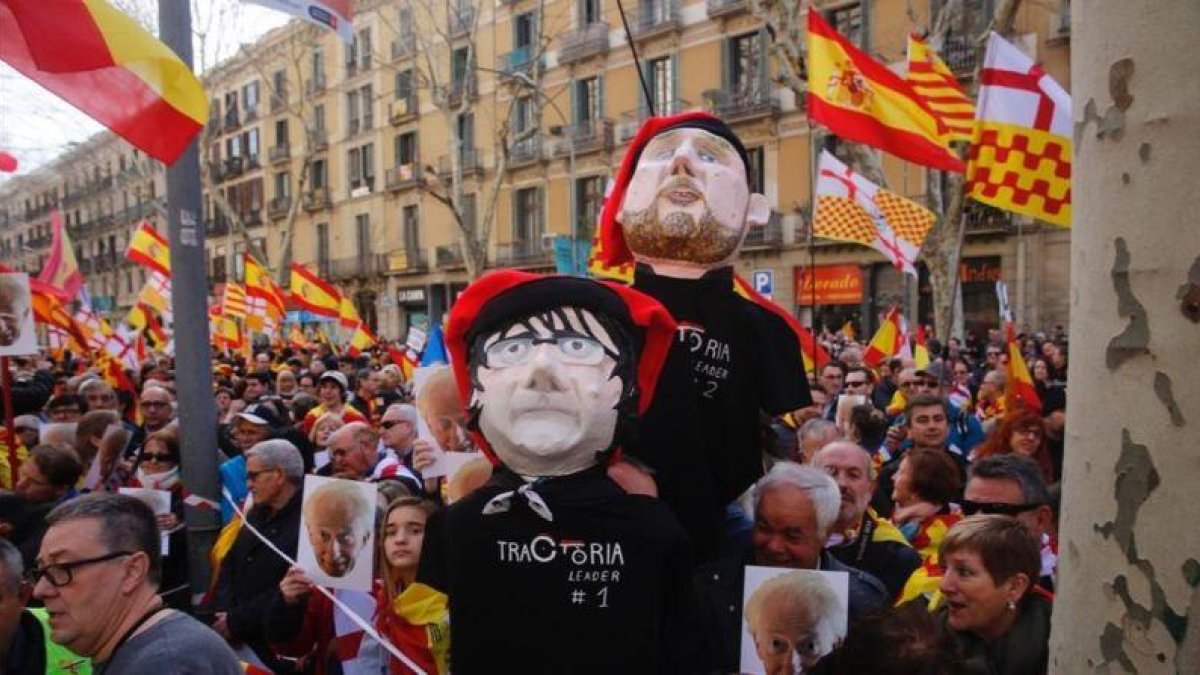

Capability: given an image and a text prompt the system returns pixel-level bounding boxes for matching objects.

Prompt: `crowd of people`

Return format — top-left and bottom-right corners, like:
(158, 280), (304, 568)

(0, 319), (1068, 673)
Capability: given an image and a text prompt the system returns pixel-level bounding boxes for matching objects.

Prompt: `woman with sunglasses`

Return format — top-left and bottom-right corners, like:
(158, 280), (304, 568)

(936, 515), (1052, 674)
(132, 426), (191, 611)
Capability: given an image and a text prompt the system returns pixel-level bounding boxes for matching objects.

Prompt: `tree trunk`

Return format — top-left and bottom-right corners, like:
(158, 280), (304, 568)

(1050, 1), (1200, 672)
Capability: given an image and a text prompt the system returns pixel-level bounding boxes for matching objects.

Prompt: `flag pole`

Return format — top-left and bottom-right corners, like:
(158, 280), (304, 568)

(2, 358), (17, 478)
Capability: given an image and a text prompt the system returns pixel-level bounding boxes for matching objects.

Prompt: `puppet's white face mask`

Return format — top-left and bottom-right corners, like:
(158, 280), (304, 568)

(618, 127), (770, 277)
(474, 308), (624, 477)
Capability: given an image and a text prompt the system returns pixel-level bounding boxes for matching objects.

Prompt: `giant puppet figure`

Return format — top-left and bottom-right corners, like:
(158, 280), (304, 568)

(595, 112), (814, 560)
(417, 271), (694, 673)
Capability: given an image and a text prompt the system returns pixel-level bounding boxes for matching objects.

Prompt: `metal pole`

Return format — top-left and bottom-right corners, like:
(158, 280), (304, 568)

(2, 357), (17, 477)
(568, 127), (578, 274)
(158, 0), (221, 608)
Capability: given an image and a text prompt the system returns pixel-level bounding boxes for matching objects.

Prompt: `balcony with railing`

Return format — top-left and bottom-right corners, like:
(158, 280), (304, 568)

(305, 75), (326, 97)
(270, 90), (288, 113)
(448, 5), (476, 38)
(741, 211), (784, 249)
(388, 95), (419, 125)
(617, 98), (691, 140)
(269, 144), (290, 163)
(437, 147), (483, 179)
(223, 156), (245, 179)
(385, 247), (428, 274)
(964, 200), (1015, 234)
(392, 33), (417, 60)
(508, 135), (543, 168)
(553, 119), (614, 156)
(633, 0), (681, 40)
(308, 129), (329, 151)
(558, 22), (609, 64)
(495, 239), (553, 267)
(223, 109), (241, 132)
(385, 163), (423, 191)
(500, 45), (543, 75)
(437, 75), (478, 106)
(243, 209), (263, 227)
(268, 196), (292, 220)
(706, 0), (747, 18)
(303, 187), (331, 211)
(329, 254), (386, 281)
(703, 86), (781, 121)
(244, 106), (259, 124)
(206, 215), (230, 236)
(435, 243), (465, 269)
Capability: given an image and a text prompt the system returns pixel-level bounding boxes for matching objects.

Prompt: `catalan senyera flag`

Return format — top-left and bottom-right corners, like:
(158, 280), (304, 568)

(37, 210), (84, 301)
(863, 306), (903, 368)
(339, 296), (361, 330)
(126, 221), (171, 276)
(0, 0), (208, 164)
(806, 9), (964, 173)
(289, 262), (341, 319)
(968, 32), (1071, 227)
(222, 282), (248, 320)
(346, 322), (377, 357)
(906, 34), (975, 142)
(1004, 322), (1042, 415)
(814, 151), (936, 277)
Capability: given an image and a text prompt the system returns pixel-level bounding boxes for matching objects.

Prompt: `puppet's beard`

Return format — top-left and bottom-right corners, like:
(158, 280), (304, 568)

(621, 206), (742, 265)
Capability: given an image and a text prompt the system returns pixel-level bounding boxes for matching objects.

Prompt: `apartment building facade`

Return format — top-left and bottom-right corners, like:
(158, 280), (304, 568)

(1, 0), (1072, 340)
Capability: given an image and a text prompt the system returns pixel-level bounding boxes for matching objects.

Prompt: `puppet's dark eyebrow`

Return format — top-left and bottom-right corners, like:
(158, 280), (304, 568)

(579, 309), (618, 354)
(483, 323), (530, 349)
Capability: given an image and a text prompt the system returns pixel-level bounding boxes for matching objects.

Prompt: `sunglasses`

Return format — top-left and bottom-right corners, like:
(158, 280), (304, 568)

(141, 452), (176, 463)
(960, 500), (1045, 517)
(380, 420), (408, 430)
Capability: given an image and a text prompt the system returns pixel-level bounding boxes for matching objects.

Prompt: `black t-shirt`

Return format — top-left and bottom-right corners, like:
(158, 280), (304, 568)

(629, 265), (812, 559)
(418, 466), (695, 674)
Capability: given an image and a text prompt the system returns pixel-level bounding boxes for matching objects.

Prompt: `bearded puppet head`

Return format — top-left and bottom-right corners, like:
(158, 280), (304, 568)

(445, 271), (676, 478)
(597, 112), (771, 278)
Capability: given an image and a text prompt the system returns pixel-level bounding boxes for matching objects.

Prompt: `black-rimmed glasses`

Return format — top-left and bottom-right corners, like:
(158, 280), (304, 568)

(960, 500), (1044, 517)
(30, 551), (133, 587)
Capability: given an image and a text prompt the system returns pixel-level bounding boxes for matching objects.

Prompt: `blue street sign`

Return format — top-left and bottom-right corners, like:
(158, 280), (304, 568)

(752, 269), (774, 299)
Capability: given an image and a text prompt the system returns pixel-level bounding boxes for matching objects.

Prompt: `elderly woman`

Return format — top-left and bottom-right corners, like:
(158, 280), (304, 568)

(937, 515), (1052, 674)
(891, 447), (963, 564)
(134, 425), (191, 610)
(972, 412), (1056, 484)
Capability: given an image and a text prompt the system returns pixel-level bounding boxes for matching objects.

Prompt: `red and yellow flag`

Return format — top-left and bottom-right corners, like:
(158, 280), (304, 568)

(806, 9), (964, 172)
(863, 306), (903, 368)
(30, 278), (90, 351)
(289, 262), (341, 319)
(346, 322), (377, 357)
(0, 0), (208, 164)
(36, 210), (84, 301)
(1004, 322), (1041, 415)
(339, 296), (361, 330)
(222, 282), (248, 320)
(914, 324), (931, 369)
(126, 221), (171, 276)
(906, 34), (976, 142)
(732, 274), (830, 374)
(244, 254), (286, 322)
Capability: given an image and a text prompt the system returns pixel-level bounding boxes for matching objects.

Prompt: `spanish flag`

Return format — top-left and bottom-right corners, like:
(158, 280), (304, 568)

(913, 324), (931, 369)
(863, 306), (903, 368)
(36, 210), (84, 301)
(906, 34), (976, 142)
(346, 322), (377, 357)
(244, 254), (286, 321)
(339, 296), (362, 330)
(1004, 322), (1042, 415)
(289, 262), (341, 319)
(806, 9), (964, 172)
(126, 221), (171, 277)
(30, 278), (91, 351)
(732, 274), (830, 374)
(0, 0), (208, 164)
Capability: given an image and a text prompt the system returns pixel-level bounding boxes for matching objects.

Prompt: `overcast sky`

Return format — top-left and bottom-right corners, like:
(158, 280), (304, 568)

(0, 1), (289, 184)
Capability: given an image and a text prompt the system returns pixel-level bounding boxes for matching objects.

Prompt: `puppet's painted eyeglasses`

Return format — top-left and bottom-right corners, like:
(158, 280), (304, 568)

(484, 335), (608, 368)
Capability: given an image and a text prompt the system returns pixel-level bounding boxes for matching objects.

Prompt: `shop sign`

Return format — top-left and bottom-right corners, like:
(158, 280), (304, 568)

(794, 265), (863, 306)
(960, 257), (1003, 284)
(396, 287), (426, 304)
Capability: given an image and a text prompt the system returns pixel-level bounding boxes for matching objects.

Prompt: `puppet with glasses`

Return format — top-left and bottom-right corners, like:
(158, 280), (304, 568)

(416, 270), (694, 673)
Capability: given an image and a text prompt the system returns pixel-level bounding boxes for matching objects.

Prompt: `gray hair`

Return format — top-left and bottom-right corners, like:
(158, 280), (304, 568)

(798, 419), (840, 445)
(246, 439), (305, 484)
(0, 539), (23, 595)
(79, 378), (115, 396)
(754, 462), (842, 537)
(46, 493), (162, 585)
(383, 403), (418, 426)
(969, 454), (1051, 505)
(744, 570), (845, 660)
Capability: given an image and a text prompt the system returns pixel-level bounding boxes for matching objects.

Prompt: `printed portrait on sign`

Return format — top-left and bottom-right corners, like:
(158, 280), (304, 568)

(0, 273), (37, 356)
(741, 566), (849, 675)
(297, 475), (377, 591)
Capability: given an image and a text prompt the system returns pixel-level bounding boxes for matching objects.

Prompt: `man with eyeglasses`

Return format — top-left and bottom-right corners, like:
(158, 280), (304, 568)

(379, 403), (420, 472)
(898, 454), (1057, 607)
(33, 493), (241, 673)
(138, 385), (175, 435)
(327, 422), (420, 493)
(211, 439), (304, 671)
(44, 394), (85, 423)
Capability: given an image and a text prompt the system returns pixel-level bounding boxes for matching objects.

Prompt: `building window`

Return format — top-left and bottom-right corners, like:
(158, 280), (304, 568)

(355, 214), (370, 259)
(647, 56), (674, 115)
(312, 48), (325, 83)
(347, 85), (373, 135)
(311, 159), (327, 190)
(242, 128), (260, 163)
(746, 146), (765, 195)
(275, 119), (289, 147)
(402, 205), (420, 252)
(573, 76), (602, 124)
(513, 95), (536, 134)
(514, 11), (536, 50)
(274, 171), (290, 199)
(360, 84), (374, 130)
(456, 112), (475, 160)
(348, 143), (375, 192)
(271, 69), (287, 103)
(313, 104), (326, 133)
(242, 80), (260, 114)
(316, 222), (330, 274)
(726, 30), (767, 100)
(394, 132), (418, 167)
(579, 0), (601, 25)
(395, 69), (413, 101)
(575, 176), (605, 237)
(347, 27), (372, 74)
(451, 47), (471, 87)
(513, 187), (543, 244)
